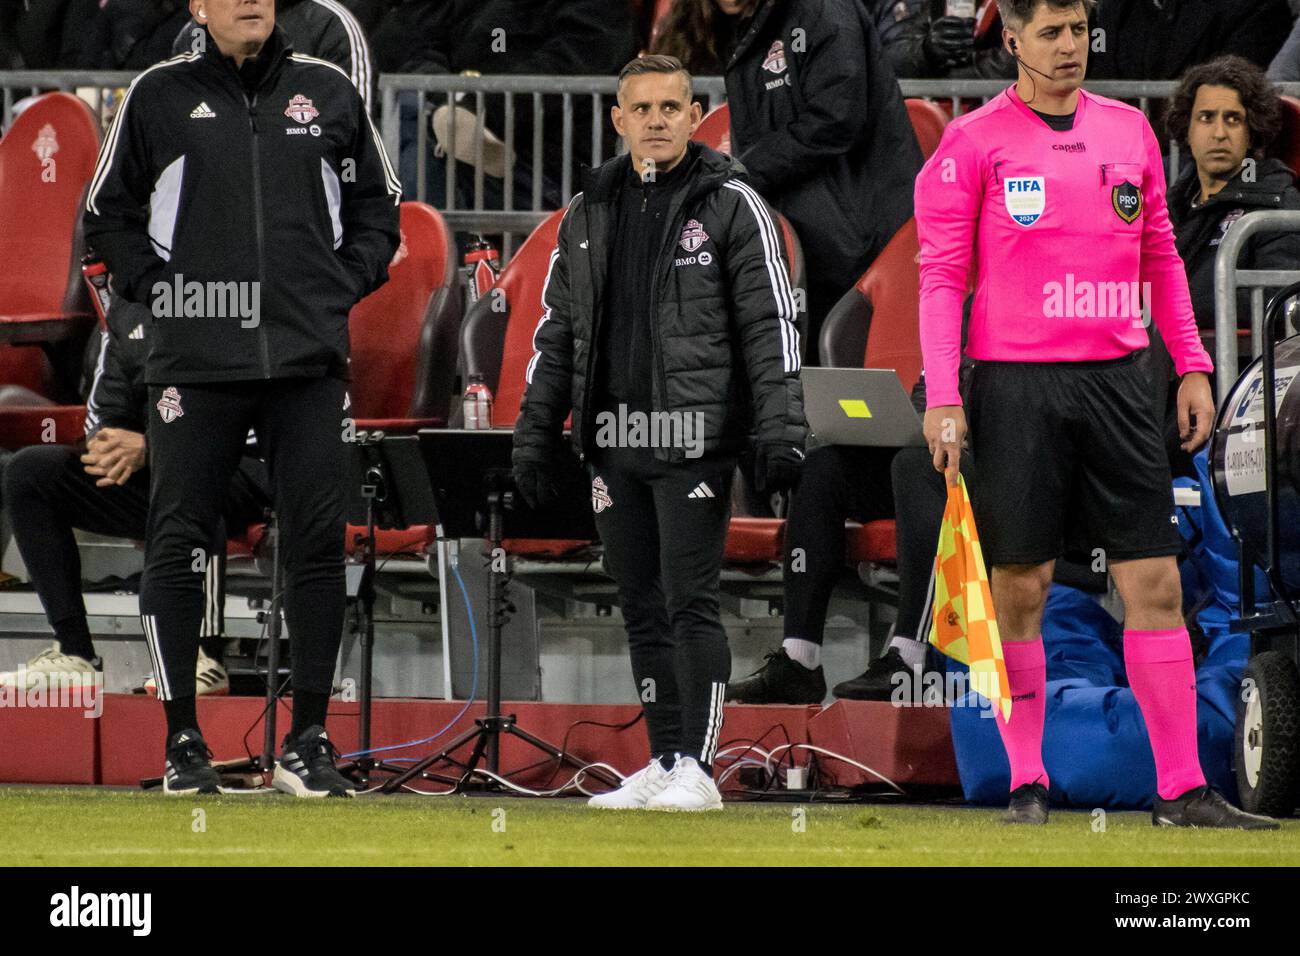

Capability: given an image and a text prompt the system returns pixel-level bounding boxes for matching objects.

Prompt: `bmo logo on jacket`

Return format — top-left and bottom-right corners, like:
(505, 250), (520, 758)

(762, 39), (791, 90)
(1004, 176), (1045, 226)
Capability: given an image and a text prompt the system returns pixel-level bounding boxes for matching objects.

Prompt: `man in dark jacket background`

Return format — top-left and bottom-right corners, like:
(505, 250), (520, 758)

(719, 0), (923, 356)
(84, 0), (400, 797)
(512, 54), (806, 812)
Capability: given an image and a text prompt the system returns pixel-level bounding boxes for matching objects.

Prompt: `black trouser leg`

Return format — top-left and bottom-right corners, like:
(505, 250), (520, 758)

(592, 451), (681, 763)
(651, 457), (734, 769)
(141, 384), (253, 706)
(4, 444), (150, 659)
(254, 377), (348, 734)
(781, 445), (893, 644)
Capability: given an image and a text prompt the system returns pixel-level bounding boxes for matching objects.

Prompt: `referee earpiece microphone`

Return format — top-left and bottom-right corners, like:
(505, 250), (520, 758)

(1009, 36), (1057, 83)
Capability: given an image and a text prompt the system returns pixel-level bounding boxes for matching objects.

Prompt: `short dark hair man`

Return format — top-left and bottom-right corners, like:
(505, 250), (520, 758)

(512, 54), (806, 812)
(916, 0), (1275, 828)
(84, 0), (401, 796)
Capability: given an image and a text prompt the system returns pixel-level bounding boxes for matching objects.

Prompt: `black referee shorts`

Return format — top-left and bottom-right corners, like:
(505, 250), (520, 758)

(966, 351), (1183, 567)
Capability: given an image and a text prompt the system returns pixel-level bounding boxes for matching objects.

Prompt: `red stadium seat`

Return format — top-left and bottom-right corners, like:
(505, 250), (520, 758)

(345, 201), (461, 558)
(348, 201), (462, 431)
(906, 98), (949, 161)
(1270, 96), (1300, 178)
(692, 104), (732, 155)
(0, 92), (99, 346)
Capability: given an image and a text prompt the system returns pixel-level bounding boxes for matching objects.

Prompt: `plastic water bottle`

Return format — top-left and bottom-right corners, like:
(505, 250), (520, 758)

(463, 374), (493, 430)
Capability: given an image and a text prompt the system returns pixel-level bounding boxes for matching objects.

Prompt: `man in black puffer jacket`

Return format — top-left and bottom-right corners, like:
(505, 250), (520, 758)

(721, 0), (923, 355)
(513, 55), (806, 813)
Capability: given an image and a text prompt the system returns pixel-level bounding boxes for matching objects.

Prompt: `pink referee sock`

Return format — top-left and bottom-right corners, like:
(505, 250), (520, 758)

(996, 638), (1049, 792)
(1124, 627), (1206, 800)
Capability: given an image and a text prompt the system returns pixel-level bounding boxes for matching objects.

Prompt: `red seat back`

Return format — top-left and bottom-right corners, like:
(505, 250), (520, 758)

(819, 219), (923, 393)
(647, 0), (676, 51)
(348, 201), (461, 423)
(905, 98), (949, 161)
(1271, 97), (1300, 178)
(692, 104), (732, 155)
(0, 93), (101, 320)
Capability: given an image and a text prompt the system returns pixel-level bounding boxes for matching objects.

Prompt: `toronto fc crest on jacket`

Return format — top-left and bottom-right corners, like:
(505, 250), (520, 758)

(83, 25), (401, 385)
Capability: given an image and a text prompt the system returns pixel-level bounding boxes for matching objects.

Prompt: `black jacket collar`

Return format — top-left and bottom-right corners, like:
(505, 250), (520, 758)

(200, 23), (293, 92)
(581, 141), (746, 204)
(1170, 155), (1297, 217)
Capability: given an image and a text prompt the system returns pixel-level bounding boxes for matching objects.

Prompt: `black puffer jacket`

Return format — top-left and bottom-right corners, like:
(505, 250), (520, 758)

(513, 143), (807, 467)
(723, 0), (922, 299)
(1169, 157), (1300, 332)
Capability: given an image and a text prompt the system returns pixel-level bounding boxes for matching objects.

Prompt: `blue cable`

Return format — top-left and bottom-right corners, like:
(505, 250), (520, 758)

(341, 558), (480, 759)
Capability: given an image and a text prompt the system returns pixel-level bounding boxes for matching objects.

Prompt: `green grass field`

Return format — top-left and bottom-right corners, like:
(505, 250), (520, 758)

(4, 786), (1300, 866)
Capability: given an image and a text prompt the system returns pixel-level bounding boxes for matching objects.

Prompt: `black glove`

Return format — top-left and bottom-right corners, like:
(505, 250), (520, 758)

(923, 16), (975, 71)
(753, 442), (805, 494)
(512, 459), (559, 511)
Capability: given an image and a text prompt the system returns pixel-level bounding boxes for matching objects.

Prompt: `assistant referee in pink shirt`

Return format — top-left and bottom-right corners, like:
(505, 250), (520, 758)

(915, 0), (1275, 828)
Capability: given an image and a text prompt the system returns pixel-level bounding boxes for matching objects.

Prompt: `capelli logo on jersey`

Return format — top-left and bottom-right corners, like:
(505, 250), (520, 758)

(1051, 141), (1086, 153)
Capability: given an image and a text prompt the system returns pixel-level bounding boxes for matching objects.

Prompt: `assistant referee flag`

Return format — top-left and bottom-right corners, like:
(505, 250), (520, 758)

(929, 475), (1011, 720)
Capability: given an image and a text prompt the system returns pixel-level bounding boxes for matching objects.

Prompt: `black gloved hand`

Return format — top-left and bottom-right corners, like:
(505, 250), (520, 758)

(512, 459), (559, 511)
(753, 442), (805, 494)
(923, 16), (976, 71)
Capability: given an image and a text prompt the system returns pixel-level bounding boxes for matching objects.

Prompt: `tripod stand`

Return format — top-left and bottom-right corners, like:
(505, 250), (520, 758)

(381, 468), (619, 793)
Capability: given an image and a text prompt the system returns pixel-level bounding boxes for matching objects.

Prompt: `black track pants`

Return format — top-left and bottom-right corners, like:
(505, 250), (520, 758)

(591, 446), (735, 768)
(140, 377), (347, 700)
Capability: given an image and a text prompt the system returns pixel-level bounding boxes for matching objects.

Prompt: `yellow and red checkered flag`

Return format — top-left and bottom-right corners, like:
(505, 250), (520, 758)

(928, 474), (1011, 721)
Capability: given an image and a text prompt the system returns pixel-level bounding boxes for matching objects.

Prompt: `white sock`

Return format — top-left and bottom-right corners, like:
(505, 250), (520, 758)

(782, 638), (821, 670)
(888, 634), (926, 672)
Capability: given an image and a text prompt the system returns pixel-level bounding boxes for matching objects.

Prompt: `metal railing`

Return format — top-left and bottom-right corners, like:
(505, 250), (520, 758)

(1214, 210), (1300, 405)
(6, 70), (1300, 263)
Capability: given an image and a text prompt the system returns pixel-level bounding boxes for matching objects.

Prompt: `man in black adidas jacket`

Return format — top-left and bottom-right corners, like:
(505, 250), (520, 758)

(84, 0), (400, 797)
(513, 55), (806, 812)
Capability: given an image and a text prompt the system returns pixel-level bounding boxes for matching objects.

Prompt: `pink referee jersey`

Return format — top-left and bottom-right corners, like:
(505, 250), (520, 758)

(915, 86), (1213, 408)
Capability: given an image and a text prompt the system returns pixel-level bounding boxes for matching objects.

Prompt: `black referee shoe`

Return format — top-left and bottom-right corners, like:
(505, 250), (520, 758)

(163, 729), (221, 796)
(1005, 781), (1049, 824)
(1152, 786), (1279, 830)
(273, 726), (357, 798)
(725, 648), (826, 705)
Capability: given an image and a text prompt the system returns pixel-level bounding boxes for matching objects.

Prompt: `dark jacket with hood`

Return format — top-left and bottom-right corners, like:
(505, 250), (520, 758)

(722, 0), (923, 302)
(513, 142), (807, 467)
(1169, 156), (1300, 333)
(83, 24), (401, 385)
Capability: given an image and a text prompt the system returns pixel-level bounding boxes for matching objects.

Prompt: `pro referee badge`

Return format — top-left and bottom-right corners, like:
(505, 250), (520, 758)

(156, 386), (184, 423)
(1003, 176), (1045, 226)
(1112, 181), (1142, 223)
(592, 476), (612, 513)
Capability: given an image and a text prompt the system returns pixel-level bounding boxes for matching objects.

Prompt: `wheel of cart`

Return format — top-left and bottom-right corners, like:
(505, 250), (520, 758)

(1210, 276), (1300, 817)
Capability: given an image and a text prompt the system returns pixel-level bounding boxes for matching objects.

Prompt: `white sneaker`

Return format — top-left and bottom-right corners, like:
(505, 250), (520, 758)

(588, 758), (673, 809)
(0, 645), (100, 690)
(143, 647), (229, 697)
(645, 756), (723, 812)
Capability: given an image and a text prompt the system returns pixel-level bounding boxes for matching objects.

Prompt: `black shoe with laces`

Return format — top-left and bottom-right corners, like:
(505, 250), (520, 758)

(1004, 781), (1050, 824)
(163, 729), (221, 796)
(273, 725), (357, 798)
(832, 647), (920, 701)
(1152, 785), (1279, 830)
(725, 648), (826, 705)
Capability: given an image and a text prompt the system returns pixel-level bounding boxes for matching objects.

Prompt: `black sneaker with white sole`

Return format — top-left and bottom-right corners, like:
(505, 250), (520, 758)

(163, 729), (221, 796)
(833, 647), (918, 701)
(273, 725), (357, 798)
(1152, 785), (1280, 830)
